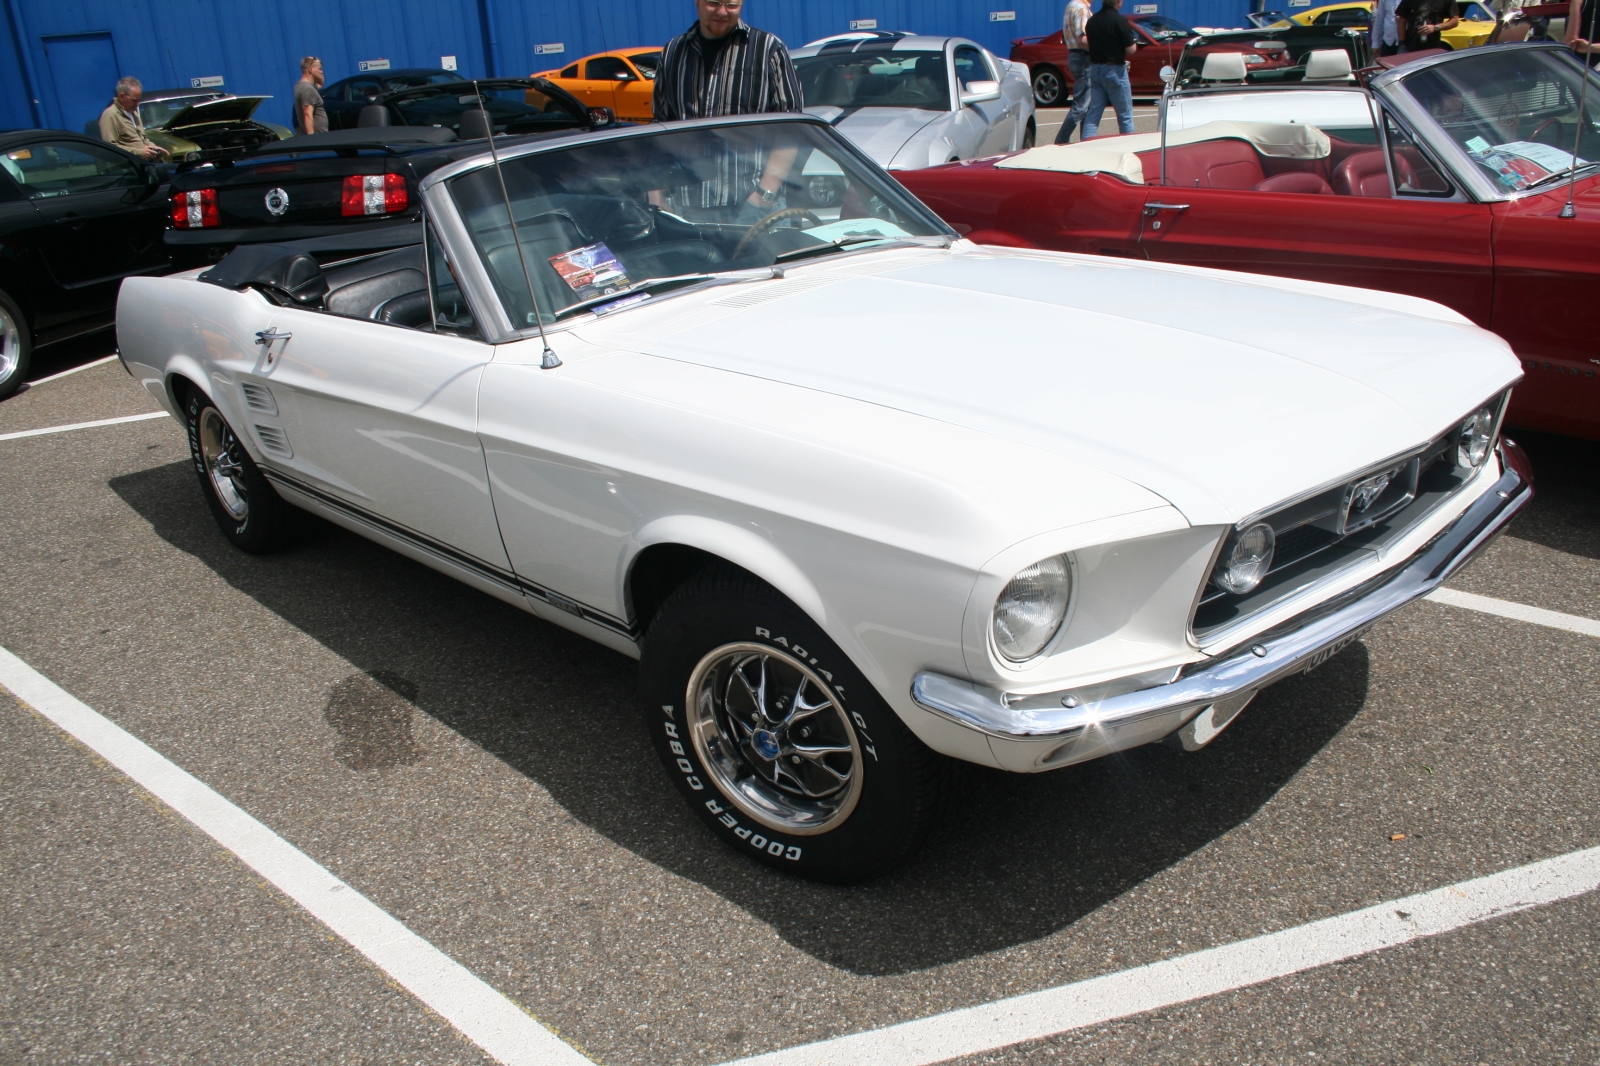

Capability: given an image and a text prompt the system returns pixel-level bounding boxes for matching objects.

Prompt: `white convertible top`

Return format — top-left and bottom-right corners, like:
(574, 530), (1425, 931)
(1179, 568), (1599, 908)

(995, 120), (1333, 184)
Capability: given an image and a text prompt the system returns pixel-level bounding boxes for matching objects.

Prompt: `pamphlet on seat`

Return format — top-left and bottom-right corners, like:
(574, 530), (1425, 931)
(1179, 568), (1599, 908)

(549, 242), (632, 299)
(1465, 137), (1585, 189)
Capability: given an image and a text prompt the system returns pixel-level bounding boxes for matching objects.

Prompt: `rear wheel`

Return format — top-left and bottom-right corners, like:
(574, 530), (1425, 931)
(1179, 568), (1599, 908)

(639, 565), (950, 883)
(184, 390), (291, 553)
(1032, 66), (1065, 106)
(0, 290), (32, 401)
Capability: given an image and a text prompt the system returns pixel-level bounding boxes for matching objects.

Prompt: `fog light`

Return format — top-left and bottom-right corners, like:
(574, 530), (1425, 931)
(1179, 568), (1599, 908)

(1456, 406), (1494, 468)
(1213, 522), (1275, 595)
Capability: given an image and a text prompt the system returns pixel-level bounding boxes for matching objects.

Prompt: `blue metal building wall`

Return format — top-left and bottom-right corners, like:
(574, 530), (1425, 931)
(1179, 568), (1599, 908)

(2, 0), (1255, 133)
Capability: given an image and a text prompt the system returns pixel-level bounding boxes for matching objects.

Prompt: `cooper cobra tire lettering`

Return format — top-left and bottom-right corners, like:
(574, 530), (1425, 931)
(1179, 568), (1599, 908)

(641, 565), (947, 882)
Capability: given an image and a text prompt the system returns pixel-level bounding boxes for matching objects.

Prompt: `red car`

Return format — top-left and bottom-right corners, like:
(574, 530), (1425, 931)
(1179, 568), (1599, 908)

(1011, 14), (1198, 104)
(898, 44), (1600, 440)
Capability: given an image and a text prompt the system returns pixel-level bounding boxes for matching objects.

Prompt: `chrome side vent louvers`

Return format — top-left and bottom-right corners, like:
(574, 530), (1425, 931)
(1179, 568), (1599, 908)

(254, 424), (292, 459)
(240, 381), (278, 415)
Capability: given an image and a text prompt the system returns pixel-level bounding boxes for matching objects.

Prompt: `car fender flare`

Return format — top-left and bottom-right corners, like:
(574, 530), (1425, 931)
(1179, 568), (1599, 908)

(630, 514), (828, 630)
(163, 362), (265, 465)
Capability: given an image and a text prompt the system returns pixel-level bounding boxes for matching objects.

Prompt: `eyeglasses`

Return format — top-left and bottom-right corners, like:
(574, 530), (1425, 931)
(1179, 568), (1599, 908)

(702, 1), (743, 9)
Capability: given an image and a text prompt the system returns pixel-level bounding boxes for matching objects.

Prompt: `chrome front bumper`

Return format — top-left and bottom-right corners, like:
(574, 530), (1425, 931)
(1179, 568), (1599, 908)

(911, 442), (1533, 773)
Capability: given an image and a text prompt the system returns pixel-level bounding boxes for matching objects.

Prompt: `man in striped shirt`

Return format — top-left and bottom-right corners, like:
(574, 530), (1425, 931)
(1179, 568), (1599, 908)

(653, 0), (803, 221)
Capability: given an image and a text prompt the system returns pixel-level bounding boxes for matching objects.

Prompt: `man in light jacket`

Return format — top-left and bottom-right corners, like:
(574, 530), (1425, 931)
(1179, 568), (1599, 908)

(98, 77), (168, 159)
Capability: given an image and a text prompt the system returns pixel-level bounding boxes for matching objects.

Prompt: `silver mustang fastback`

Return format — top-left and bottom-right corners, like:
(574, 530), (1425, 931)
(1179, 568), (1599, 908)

(117, 113), (1528, 882)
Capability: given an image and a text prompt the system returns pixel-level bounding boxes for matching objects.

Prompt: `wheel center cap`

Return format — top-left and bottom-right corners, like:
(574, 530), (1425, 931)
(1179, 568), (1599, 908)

(751, 729), (781, 761)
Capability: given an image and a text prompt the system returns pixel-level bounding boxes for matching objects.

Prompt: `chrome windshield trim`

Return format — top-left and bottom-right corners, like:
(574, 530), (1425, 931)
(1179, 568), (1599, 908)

(911, 443), (1530, 741)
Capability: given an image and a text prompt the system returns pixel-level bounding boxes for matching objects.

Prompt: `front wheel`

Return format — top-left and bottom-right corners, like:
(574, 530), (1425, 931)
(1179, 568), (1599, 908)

(1021, 119), (1037, 149)
(0, 289), (32, 401)
(639, 566), (950, 883)
(1032, 66), (1065, 107)
(184, 390), (291, 553)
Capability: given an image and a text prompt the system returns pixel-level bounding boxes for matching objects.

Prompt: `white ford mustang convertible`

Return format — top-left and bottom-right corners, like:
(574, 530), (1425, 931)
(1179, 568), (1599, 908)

(118, 113), (1529, 882)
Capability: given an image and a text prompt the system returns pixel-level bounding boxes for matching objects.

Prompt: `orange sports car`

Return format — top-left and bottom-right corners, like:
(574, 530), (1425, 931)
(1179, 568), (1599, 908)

(534, 47), (661, 122)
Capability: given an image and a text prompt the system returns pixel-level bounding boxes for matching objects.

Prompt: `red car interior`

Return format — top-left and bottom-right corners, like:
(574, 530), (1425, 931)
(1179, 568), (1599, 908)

(1128, 136), (1404, 196)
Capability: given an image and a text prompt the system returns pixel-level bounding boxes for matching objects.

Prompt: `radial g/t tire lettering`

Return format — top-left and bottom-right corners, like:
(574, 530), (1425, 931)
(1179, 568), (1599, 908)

(639, 564), (951, 883)
(184, 390), (291, 554)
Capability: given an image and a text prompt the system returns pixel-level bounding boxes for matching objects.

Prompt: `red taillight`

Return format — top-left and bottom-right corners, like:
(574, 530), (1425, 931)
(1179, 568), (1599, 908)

(341, 173), (409, 217)
(171, 188), (218, 229)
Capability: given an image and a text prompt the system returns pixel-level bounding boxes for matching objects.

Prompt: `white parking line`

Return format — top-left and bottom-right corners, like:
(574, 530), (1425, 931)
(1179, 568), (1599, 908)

(25, 353), (121, 386)
(0, 645), (594, 1066)
(1427, 587), (1600, 639)
(720, 847), (1600, 1066)
(0, 411), (169, 441)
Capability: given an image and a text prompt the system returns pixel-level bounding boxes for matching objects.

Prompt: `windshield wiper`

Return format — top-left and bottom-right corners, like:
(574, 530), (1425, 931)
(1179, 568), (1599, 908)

(1524, 159), (1600, 190)
(772, 234), (947, 265)
(551, 267), (778, 320)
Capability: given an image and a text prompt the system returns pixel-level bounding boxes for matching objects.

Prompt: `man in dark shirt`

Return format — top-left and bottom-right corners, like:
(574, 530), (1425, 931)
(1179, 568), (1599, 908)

(1080, 0), (1139, 138)
(653, 0), (803, 221)
(1395, 0), (1459, 51)
(653, 0), (802, 121)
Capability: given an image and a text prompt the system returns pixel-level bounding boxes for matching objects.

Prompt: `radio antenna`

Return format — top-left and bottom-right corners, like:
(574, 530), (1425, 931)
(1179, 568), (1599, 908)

(1560, 3), (1599, 219)
(474, 80), (560, 367)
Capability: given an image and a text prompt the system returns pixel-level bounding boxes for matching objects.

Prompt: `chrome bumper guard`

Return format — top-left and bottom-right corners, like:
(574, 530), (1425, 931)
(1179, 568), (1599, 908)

(911, 445), (1531, 765)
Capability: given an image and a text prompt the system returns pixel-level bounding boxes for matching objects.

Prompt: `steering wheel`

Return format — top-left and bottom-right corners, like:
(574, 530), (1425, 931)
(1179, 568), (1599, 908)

(733, 207), (822, 259)
(1530, 116), (1565, 144)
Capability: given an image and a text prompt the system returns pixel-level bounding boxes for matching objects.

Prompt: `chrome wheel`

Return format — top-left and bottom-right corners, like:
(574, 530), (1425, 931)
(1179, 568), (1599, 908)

(686, 642), (863, 835)
(1033, 68), (1064, 107)
(0, 303), (20, 385)
(198, 407), (249, 520)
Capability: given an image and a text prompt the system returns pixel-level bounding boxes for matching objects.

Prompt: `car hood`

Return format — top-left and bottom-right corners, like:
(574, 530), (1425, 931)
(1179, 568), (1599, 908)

(165, 96), (270, 129)
(803, 106), (944, 166)
(577, 248), (1520, 527)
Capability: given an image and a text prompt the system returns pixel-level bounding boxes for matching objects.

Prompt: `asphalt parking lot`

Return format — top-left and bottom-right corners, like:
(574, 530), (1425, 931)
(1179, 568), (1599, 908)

(1, 336), (1596, 1065)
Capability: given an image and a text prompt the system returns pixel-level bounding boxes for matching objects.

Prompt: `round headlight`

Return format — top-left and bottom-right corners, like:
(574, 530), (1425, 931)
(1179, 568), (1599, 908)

(992, 555), (1072, 663)
(1213, 522), (1275, 596)
(1456, 406), (1494, 468)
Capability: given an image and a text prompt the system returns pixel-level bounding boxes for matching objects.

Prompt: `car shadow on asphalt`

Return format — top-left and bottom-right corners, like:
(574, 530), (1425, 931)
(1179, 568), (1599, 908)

(1498, 431), (1599, 561)
(111, 460), (1371, 977)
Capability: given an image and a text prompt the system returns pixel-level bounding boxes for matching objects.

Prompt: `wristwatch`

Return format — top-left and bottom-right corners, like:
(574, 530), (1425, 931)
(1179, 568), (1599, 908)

(755, 184), (779, 205)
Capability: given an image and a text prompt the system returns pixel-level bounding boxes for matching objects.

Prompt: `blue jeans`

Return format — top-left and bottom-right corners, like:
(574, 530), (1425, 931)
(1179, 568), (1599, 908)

(1053, 50), (1094, 144)
(1080, 63), (1135, 139)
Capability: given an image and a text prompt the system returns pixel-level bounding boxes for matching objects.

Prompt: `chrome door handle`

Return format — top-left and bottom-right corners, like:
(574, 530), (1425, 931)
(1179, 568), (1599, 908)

(254, 328), (292, 345)
(1143, 203), (1191, 214)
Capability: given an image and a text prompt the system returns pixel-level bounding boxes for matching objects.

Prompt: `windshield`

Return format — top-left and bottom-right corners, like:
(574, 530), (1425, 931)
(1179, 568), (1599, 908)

(1137, 15), (1197, 37)
(385, 72), (466, 90)
(448, 120), (949, 325)
(1401, 48), (1600, 191)
(140, 95), (224, 128)
(629, 52), (661, 78)
(793, 51), (951, 110)
(1166, 88), (1378, 142)
(390, 83), (584, 137)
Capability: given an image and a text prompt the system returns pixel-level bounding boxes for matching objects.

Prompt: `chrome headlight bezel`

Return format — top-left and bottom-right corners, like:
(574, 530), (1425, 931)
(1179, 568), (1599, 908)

(1455, 405), (1496, 469)
(1212, 521), (1276, 596)
(990, 553), (1074, 664)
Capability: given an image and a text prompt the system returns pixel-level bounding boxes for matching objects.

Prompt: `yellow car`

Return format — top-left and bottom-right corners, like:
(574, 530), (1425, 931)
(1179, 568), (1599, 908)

(1271, 1), (1497, 48)
(534, 47), (661, 122)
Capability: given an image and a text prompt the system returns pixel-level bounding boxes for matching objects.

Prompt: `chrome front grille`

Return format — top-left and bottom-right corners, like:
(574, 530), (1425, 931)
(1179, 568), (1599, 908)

(1192, 392), (1508, 643)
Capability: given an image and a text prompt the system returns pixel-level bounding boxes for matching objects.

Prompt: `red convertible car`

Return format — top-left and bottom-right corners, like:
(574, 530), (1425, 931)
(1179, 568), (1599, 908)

(1011, 14), (1198, 104)
(899, 43), (1600, 440)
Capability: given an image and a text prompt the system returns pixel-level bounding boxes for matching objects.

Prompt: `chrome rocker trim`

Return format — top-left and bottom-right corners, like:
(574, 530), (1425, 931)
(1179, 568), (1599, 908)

(912, 444), (1531, 760)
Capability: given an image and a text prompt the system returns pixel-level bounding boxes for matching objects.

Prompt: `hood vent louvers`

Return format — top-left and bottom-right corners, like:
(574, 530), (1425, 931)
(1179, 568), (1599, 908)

(254, 424), (292, 459)
(240, 381), (278, 415)
(711, 274), (844, 309)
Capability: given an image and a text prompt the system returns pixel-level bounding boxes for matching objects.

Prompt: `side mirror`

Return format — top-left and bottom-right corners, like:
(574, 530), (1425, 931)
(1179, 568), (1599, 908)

(1160, 64), (1178, 88)
(144, 161), (163, 185)
(614, 71), (634, 81)
(959, 79), (1002, 105)
(587, 106), (617, 127)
